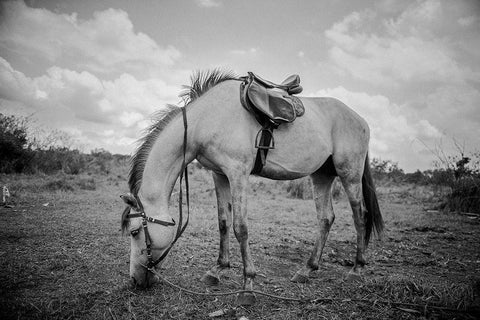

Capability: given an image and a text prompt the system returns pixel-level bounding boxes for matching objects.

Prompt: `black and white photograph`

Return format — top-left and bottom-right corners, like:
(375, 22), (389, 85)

(1, 0), (479, 319)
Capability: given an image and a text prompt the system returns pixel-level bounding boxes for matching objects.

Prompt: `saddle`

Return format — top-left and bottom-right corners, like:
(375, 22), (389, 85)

(240, 72), (305, 174)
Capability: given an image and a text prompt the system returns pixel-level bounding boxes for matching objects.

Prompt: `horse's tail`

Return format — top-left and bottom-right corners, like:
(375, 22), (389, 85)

(362, 153), (384, 246)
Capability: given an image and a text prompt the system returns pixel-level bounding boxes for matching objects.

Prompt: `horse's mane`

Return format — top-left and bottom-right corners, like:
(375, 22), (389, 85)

(179, 68), (238, 105)
(127, 68), (238, 197)
(128, 104), (183, 196)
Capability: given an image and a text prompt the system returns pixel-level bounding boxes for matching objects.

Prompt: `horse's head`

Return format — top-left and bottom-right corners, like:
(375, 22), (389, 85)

(120, 193), (176, 288)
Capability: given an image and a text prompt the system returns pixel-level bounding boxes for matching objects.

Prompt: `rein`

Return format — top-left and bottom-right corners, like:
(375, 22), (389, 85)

(126, 106), (190, 271)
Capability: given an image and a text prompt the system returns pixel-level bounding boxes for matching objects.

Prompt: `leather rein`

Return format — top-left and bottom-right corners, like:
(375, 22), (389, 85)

(126, 107), (190, 271)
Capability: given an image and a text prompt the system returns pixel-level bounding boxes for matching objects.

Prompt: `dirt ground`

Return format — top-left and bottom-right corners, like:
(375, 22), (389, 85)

(0, 169), (479, 319)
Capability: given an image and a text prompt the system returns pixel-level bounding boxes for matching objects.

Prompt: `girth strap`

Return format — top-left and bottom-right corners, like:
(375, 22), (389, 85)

(252, 123), (275, 175)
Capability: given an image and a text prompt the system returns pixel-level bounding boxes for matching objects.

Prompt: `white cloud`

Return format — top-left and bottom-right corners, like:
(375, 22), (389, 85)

(0, 56), (36, 102)
(0, 57), (181, 154)
(194, 0), (222, 8)
(230, 48), (258, 55)
(324, 0), (479, 86)
(0, 1), (181, 75)
(423, 84), (480, 136)
(458, 15), (478, 27)
(119, 111), (145, 128)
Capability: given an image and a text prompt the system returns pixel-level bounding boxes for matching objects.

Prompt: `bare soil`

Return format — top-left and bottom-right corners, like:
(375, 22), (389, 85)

(0, 169), (479, 319)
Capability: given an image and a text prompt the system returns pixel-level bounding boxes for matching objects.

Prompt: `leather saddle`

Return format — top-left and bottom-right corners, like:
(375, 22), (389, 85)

(239, 72), (305, 174)
(240, 72), (304, 126)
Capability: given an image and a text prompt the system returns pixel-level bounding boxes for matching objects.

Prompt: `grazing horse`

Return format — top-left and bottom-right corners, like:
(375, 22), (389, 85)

(120, 70), (384, 305)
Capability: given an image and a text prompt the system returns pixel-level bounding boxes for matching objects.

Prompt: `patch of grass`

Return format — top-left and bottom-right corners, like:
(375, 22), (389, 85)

(363, 275), (475, 310)
(45, 178), (76, 191)
(1, 173), (96, 195)
(76, 177), (96, 190)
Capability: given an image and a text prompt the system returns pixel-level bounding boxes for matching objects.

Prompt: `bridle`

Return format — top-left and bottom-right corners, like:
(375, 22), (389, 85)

(125, 106), (190, 274)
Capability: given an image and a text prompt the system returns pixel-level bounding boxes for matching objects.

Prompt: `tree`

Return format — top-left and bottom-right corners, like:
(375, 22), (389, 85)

(0, 113), (33, 173)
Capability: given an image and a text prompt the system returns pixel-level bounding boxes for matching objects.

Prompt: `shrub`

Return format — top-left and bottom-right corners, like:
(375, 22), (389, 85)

(404, 170), (429, 185)
(429, 152), (480, 213)
(0, 113), (34, 173)
(370, 158), (404, 182)
(447, 177), (480, 213)
(88, 148), (114, 174)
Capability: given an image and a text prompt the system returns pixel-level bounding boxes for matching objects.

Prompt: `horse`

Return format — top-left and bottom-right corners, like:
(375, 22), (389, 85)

(120, 69), (384, 305)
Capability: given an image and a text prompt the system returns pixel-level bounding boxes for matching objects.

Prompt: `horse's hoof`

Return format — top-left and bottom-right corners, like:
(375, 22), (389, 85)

(237, 292), (256, 306)
(291, 272), (309, 283)
(201, 271), (220, 286)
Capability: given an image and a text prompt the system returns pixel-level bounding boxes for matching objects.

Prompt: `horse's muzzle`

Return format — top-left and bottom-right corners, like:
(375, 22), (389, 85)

(130, 273), (158, 289)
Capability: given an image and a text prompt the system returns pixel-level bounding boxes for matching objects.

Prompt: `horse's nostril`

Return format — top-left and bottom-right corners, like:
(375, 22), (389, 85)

(130, 277), (137, 288)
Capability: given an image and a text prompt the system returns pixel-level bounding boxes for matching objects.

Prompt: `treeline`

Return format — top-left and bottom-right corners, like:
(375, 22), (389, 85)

(370, 158), (480, 213)
(0, 113), (128, 175)
(370, 158), (479, 186)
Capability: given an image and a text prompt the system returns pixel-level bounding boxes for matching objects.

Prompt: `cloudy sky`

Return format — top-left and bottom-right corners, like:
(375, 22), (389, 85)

(0, 0), (479, 172)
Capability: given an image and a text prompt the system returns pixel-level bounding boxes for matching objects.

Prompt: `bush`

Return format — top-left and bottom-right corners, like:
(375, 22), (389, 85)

(0, 113), (34, 173)
(370, 158), (404, 182)
(428, 153), (480, 213)
(27, 148), (89, 174)
(447, 177), (480, 213)
(404, 170), (429, 185)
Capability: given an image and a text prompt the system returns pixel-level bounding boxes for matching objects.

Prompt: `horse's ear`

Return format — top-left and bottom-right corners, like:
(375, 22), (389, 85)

(120, 193), (139, 210)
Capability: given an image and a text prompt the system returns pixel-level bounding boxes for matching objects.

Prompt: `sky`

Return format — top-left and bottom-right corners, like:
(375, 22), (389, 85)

(0, 0), (479, 172)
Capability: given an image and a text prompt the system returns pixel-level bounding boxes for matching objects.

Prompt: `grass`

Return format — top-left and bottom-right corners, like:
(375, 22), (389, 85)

(1, 167), (479, 319)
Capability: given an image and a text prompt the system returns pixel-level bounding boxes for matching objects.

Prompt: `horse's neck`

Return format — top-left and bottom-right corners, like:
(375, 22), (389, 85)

(138, 80), (242, 211)
(139, 113), (193, 214)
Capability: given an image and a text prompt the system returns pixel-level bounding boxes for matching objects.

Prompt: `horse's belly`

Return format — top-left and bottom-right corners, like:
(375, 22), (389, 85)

(258, 119), (332, 180)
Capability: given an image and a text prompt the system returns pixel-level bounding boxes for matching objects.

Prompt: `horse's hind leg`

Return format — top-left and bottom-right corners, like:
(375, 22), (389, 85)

(201, 172), (232, 285)
(341, 175), (367, 279)
(292, 171), (336, 283)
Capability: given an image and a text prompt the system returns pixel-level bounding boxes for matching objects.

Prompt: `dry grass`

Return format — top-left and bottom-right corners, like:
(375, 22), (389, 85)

(1, 168), (479, 319)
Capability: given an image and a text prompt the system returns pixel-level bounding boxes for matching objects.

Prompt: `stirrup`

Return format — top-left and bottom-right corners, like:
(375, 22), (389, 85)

(255, 128), (275, 150)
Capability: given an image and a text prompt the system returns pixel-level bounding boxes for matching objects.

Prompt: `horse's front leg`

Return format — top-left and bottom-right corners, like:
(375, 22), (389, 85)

(202, 172), (232, 285)
(230, 173), (256, 305)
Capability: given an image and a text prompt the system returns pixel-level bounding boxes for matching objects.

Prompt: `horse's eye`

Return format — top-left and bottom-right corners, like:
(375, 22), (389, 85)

(130, 228), (140, 237)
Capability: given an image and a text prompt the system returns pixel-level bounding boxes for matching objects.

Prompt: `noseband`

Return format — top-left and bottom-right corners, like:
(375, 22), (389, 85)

(125, 106), (190, 272)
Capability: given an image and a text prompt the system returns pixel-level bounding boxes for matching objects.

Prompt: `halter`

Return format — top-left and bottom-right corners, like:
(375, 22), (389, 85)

(125, 106), (190, 272)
